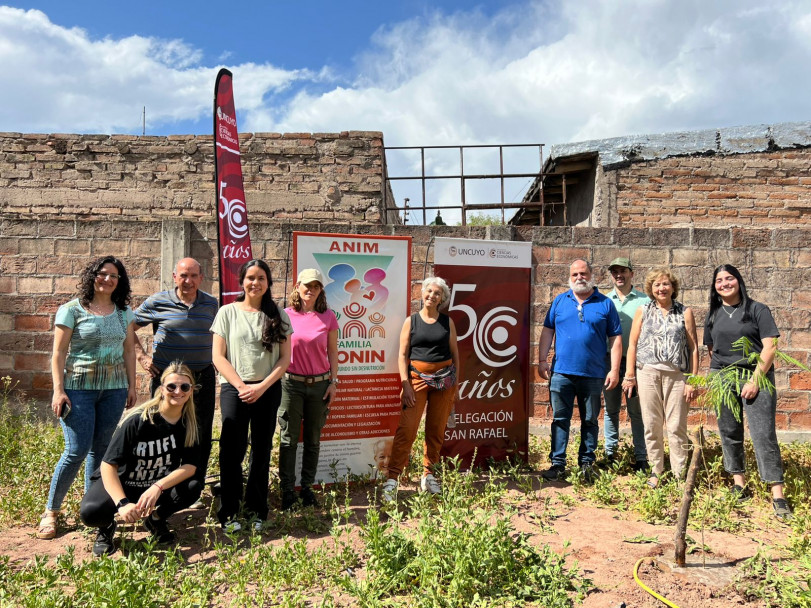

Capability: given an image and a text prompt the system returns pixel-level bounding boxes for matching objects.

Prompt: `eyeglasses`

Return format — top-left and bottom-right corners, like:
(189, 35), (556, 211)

(96, 272), (120, 281)
(164, 382), (193, 393)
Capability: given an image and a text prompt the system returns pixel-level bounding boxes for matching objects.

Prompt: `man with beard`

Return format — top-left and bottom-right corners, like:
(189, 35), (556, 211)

(538, 259), (622, 483)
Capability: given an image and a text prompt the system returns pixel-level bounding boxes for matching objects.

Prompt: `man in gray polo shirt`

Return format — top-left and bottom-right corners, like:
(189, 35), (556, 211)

(602, 257), (649, 471)
(134, 258), (219, 491)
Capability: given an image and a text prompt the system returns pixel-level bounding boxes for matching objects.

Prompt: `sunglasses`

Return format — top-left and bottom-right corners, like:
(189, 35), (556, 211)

(164, 382), (193, 393)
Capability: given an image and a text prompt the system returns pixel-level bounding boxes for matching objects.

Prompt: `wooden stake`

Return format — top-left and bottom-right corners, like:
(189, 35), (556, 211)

(675, 426), (704, 567)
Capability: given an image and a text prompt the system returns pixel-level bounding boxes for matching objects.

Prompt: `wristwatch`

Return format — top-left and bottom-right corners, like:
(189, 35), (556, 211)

(330, 378), (340, 386)
(116, 497), (131, 510)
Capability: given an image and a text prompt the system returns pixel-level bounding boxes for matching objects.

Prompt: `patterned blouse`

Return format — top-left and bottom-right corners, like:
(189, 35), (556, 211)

(55, 299), (134, 390)
(635, 300), (689, 372)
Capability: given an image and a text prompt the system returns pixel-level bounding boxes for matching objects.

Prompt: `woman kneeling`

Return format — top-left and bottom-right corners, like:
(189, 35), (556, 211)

(80, 362), (202, 557)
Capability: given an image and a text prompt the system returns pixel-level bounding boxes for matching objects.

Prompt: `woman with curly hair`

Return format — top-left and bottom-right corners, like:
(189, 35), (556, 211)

(80, 362), (202, 556)
(211, 260), (292, 530)
(38, 256), (137, 540)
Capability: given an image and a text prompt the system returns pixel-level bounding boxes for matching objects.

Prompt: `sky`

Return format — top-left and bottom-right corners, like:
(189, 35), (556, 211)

(2, 0), (811, 222)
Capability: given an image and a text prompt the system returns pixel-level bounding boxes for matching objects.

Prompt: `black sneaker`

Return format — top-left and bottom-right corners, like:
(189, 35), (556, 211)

(580, 463), (596, 485)
(281, 491), (298, 511)
(732, 484), (750, 504)
(541, 465), (566, 481)
(597, 453), (616, 469)
(144, 514), (175, 544)
(300, 487), (319, 508)
(92, 521), (117, 557)
(773, 498), (793, 522)
(632, 459), (650, 473)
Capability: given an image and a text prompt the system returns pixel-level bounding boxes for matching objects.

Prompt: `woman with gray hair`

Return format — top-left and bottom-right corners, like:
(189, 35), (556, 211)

(381, 277), (460, 502)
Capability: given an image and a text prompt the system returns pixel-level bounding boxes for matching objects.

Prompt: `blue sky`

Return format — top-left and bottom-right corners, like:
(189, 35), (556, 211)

(3, 1), (810, 146)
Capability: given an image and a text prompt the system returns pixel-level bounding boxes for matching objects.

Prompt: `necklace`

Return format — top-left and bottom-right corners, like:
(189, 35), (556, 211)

(721, 303), (739, 318)
(87, 301), (114, 316)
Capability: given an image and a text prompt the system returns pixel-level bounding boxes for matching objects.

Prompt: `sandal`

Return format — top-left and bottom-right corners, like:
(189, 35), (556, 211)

(36, 510), (60, 539)
(646, 474), (660, 489)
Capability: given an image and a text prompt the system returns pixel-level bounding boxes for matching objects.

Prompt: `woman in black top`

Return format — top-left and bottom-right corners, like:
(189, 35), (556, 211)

(381, 277), (460, 503)
(80, 361), (202, 556)
(704, 264), (791, 521)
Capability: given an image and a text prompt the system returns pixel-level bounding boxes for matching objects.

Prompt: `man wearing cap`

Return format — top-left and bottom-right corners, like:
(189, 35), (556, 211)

(602, 258), (649, 471)
(538, 259), (623, 483)
(133, 258), (218, 496)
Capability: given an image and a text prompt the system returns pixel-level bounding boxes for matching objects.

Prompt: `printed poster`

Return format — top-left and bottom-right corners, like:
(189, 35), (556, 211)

(293, 232), (412, 484)
(435, 237), (532, 467)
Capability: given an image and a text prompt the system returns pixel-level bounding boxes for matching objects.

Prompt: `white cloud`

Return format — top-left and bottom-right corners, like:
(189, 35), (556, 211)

(262, 0), (811, 149)
(0, 7), (305, 134)
(2, 0), (810, 153)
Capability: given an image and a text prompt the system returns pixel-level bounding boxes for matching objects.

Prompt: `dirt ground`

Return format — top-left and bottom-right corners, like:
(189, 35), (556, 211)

(3, 473), (786, 608)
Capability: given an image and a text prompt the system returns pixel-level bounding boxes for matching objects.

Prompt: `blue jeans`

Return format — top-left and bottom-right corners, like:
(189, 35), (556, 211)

(549, 373), (603, 467)
(603, 357), (647, 461)
(46, 388), (127, 510)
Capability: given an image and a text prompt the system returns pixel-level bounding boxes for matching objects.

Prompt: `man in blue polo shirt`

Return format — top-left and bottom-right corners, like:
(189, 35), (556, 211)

(602, 257), (649, 471)
(134, 258), (218, 494)
(538, 259), (622, 483)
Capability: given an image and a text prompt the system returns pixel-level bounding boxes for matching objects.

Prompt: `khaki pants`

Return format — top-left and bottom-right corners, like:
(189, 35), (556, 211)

(638, 366), (689, 478)
(387, 359), (456, 480)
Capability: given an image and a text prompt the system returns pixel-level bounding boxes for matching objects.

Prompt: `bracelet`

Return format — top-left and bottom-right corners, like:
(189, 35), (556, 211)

(624, 376), (636, 381)
(153, 482), (164, 492)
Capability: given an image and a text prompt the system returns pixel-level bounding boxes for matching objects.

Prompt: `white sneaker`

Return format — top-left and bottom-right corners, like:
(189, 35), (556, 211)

(252, 520), (263, 532)
(223, 520), (242, 533)
(420, 474), (441, 494)
(381, 479), (398, 503)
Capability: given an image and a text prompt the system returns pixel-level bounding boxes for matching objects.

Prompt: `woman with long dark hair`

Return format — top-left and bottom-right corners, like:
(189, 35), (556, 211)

(704, 264), (791, 521)
(211, 260), (292, 530)
(38, 256), (137, 540)
(278, 269), (339, 511)
(80, 362), (202, 556)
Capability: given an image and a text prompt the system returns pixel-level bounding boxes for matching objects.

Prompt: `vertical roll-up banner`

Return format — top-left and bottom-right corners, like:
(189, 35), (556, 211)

(293, 232), (412, 484)
(436, 238), (533, 468)
(214, 69), (253, 305)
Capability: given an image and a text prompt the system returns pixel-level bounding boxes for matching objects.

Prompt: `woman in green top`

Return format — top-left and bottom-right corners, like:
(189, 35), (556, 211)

(38, 256), (137, 540)
(211, 260), (292, 530)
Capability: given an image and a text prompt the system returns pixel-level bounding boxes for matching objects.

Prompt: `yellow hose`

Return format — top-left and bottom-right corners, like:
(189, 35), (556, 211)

(633, 557), (681, 608)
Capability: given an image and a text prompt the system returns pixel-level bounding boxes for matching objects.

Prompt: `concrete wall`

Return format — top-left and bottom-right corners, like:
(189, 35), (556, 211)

(2, 219), (810, 431)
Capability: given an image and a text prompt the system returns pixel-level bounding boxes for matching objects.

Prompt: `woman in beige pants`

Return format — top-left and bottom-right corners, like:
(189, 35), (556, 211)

(623, 268), (698, 488)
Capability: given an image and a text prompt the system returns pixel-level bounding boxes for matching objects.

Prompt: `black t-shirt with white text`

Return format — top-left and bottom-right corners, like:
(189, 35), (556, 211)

(704, 300), (779, 371)
(103, 410), (200, 490)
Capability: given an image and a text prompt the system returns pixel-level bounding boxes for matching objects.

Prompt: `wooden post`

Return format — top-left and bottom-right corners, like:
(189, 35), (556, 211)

(674, 426), (704, 567)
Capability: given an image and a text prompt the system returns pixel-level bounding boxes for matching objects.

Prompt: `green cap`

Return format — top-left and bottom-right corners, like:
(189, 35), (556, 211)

(608, 257), (632, 271)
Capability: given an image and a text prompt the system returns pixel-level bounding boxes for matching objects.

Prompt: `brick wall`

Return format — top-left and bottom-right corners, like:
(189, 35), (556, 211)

(0, 131), (391, 223)
(2, 219), (810, 431)
(610, 149), (811, 227)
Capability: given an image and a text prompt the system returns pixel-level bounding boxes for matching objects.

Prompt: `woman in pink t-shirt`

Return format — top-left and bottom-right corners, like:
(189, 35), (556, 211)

(278, 269), (339, 510)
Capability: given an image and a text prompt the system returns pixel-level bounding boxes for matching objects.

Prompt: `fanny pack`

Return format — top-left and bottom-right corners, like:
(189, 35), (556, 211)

(410, 364), (456, 390)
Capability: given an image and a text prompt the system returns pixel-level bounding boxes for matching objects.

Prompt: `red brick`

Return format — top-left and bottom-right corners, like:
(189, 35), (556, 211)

(31, 373), (52, 390)
(14, 352), (50, 371)
(775, 391), (810, 412)
(788, 411), (811, 430)
(14, 315), (51, 331)
(789, 372), (811, 390)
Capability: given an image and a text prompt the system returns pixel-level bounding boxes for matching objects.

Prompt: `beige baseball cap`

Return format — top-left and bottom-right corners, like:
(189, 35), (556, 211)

(297, 268), (324, 285)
